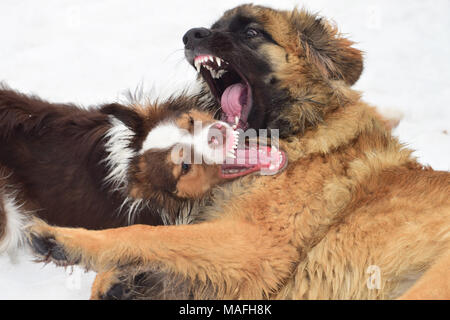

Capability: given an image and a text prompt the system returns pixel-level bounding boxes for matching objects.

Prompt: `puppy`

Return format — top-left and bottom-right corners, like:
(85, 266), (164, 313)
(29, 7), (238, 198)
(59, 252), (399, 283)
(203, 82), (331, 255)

(29, 5), (449, 300)
(1, 87), (278, 253)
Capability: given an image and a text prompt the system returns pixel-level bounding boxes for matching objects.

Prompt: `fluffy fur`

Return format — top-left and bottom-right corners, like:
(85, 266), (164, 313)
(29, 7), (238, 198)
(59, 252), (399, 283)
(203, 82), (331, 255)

(0, 87), (229, 252)
(28, 5), (449, 300)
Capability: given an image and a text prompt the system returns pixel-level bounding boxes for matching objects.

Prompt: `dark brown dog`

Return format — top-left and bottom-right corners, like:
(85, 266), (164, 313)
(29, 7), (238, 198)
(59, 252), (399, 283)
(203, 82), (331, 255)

(0, 87), (266, 253)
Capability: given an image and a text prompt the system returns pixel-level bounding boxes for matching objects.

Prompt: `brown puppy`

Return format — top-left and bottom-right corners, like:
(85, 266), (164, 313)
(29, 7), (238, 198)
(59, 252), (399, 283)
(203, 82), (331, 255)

(0, 88), (263, 253)
(30, 5), (449, 299)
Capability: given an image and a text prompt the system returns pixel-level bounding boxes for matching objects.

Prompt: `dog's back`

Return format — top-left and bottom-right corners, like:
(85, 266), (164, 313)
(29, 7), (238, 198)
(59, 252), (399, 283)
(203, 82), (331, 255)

(0, 87), (163, 253)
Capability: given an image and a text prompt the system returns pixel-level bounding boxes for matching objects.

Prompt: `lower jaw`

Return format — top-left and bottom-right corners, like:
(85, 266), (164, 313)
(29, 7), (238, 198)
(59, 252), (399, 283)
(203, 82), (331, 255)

(219, 145), (287, 180)
(219, 166), (259, 179)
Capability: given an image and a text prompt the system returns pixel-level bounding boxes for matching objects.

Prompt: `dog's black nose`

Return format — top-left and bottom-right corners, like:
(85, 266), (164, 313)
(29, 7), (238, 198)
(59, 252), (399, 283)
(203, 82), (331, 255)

(183, 27), (211, 47)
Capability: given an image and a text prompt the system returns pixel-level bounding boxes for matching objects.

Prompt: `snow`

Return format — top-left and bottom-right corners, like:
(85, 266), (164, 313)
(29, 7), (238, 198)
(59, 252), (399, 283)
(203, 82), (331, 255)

(0, 0), (449, 299)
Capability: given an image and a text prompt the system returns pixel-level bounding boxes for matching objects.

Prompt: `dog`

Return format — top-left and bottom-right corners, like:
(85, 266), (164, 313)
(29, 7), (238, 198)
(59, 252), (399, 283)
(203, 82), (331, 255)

(29, 4), (449, 299)
(0, 86), (280, 254)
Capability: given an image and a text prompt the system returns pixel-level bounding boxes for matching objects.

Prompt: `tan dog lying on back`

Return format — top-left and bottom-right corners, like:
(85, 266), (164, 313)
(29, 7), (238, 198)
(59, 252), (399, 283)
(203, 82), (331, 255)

(29, 5), (449, 299)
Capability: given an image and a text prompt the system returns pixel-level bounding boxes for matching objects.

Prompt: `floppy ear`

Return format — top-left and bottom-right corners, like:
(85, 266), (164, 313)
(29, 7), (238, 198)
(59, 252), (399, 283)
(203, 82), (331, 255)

(100, 103), (144, 135)
(292, 9), (363, 85)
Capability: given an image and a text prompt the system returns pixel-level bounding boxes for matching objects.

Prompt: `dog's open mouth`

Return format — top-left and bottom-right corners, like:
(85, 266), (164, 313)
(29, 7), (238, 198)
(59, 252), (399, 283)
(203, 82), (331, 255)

(194, 54), (252, 130)
(220, 144), (287, 179)
(205, 123), (287, 179)
(193, 54), (287, 178)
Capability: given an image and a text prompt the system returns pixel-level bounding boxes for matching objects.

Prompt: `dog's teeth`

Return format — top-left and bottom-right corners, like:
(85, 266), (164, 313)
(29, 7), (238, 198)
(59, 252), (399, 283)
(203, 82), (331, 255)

(227, 151), (236, 159)
(195, 61), (201, 73)
(216, 57), (221, 67)
(235, 116), (240, 127)
(208, 55), (214, 63)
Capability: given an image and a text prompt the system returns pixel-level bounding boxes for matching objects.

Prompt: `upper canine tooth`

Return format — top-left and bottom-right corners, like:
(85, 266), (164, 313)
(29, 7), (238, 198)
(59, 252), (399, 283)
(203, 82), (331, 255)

(216, 57), (221, 67)
(195, 61), (201, 73)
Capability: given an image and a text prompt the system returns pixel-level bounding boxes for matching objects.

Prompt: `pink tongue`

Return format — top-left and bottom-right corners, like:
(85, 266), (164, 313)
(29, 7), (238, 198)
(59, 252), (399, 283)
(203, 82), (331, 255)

(220, 83), (246, 123)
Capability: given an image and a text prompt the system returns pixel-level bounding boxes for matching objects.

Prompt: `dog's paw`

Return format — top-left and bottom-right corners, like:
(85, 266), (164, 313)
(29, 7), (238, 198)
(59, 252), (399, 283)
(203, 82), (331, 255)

(27, 220), (81, 267)
(100, 280), (133, 300)
(28, 232), (79, 266)
(96, 273), (149, 300)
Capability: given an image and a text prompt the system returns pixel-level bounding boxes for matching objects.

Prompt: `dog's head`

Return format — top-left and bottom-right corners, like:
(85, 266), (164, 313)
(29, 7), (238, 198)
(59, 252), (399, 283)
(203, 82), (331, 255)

(183, 4), (363, 137)
(101, 95), (286, 217)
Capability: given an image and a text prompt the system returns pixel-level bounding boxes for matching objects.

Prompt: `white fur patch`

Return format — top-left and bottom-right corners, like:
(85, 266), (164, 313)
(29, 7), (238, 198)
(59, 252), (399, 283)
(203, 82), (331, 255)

(140, 120), (234, 164)
(140, 121), (190, 153)
(103, 116), (136, 192)
(0, 191), (29, 254)
(118, 196), (150, 225)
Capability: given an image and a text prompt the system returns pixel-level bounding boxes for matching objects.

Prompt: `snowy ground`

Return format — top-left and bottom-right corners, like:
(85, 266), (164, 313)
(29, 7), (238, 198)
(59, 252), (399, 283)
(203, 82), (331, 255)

(0, 0), (449, 299)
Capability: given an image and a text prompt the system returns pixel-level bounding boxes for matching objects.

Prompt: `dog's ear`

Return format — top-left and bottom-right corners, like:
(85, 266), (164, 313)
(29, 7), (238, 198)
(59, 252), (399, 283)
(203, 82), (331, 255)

(291, 10), (363, 85)
(100, 103), (143, 134)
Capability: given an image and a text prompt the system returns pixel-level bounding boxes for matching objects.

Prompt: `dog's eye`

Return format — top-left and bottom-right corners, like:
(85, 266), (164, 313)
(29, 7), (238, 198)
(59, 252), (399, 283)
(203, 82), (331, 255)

(245, 28), (259, 38)
(181, 162), (191, 175)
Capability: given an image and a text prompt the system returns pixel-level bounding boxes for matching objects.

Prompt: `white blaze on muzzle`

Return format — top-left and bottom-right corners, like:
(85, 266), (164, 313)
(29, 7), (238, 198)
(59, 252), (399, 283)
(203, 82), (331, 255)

(139, 120), (239, 165)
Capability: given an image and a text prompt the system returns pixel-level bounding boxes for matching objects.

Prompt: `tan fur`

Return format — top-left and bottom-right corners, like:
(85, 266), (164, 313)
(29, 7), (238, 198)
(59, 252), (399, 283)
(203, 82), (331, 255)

(29, 97), (450, 298)
(90, 269), (119, 300)
(29, 5), (449, 299)
(397, 251), (450, 300)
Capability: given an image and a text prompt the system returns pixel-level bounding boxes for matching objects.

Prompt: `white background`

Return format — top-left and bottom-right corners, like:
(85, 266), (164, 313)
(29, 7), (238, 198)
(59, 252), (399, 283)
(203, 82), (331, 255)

(0, 0), (449, 299)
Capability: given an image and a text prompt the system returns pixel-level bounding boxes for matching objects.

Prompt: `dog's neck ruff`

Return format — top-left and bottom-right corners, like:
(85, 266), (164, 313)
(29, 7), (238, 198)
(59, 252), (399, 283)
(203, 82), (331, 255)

(102, 116), (136, 192)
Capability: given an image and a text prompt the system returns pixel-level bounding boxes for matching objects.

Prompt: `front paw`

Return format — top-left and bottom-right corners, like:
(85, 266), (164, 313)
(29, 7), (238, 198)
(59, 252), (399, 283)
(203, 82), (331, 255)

(27, 220), (84, 267)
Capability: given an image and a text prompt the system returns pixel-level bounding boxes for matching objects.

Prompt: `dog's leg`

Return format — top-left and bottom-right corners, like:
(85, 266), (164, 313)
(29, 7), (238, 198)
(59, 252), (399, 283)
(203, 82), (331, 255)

(29, 218), (298, 298)
(91, 270), (126, 300)
(397, 251), (450, 300)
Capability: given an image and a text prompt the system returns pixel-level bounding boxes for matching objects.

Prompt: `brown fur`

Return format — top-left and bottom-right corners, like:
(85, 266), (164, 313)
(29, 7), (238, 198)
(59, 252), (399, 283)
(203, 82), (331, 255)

(397, 251), (450, 300)
(29, 5), (449, 299)
(0, 166), (8, 243)
(0, 86), (230, 250)
(0, 86), (160, 229)
(29, 85), (450, 299)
